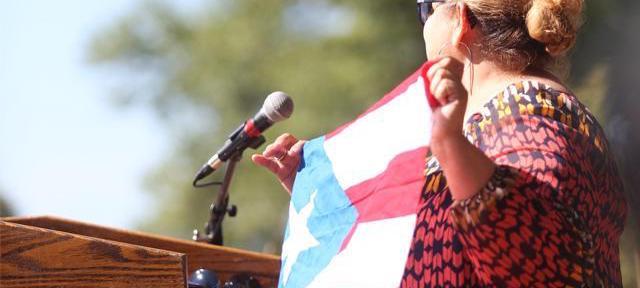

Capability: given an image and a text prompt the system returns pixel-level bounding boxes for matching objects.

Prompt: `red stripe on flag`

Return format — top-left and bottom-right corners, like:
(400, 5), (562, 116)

(346, 147), (427, 221)
(339, 147), (427, 251)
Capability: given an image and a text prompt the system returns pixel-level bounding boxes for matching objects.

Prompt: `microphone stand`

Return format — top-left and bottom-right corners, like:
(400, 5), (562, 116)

(193, 135), (265, 246)
(193, 152), (240, 245)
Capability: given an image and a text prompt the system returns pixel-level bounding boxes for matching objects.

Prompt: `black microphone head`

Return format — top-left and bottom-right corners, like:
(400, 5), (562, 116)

(261, 91), (293, 123)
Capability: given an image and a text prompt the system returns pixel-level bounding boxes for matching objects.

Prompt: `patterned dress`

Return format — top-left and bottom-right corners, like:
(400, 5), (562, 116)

(400, 81), (628, 287)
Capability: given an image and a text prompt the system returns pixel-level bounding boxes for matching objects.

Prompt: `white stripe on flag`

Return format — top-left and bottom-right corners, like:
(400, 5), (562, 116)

(323, 78), (431, 190)
(306, 215), (417, 288)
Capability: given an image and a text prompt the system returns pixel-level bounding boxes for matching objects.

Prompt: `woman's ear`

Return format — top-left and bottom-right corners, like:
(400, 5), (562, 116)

(450, 2), (472, 46)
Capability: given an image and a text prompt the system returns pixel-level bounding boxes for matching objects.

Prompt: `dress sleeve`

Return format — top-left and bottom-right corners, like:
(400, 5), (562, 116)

(449, 108), (597, 286)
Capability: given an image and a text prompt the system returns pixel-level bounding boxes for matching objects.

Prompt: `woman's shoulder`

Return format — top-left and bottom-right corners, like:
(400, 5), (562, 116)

(464, 80), (609, 153)
(468, 80), (588, 124)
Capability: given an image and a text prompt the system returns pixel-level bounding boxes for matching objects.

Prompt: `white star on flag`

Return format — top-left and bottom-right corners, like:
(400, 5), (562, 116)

(280, 190), (320, 285)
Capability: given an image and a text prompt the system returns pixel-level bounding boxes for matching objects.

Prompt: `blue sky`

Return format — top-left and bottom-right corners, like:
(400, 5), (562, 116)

(0, 0), (204, 228)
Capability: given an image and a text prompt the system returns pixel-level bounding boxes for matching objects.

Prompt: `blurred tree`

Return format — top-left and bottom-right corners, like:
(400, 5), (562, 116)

(570, 0), (640, 286)
(602, 0), (640, 286)
(90, 0), (637, 285)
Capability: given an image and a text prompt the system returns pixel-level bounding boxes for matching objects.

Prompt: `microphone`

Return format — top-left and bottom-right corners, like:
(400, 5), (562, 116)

(193, 91), (294, 185)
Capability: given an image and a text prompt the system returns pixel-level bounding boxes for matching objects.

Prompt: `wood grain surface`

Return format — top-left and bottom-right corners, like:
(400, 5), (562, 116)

(3, 216), (280, 287)
(0, 220), (186, 288)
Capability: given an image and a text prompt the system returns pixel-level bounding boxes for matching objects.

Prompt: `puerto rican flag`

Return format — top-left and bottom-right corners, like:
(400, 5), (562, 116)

(279, 61), (436, 287)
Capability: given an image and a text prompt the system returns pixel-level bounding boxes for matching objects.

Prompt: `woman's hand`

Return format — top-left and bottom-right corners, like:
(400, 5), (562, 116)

(426, 57), (496, 200)
(251, 133), (305, 195)
(427, 57), (468, 146)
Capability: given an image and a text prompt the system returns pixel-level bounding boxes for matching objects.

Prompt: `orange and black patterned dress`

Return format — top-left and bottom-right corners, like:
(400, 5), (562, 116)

(401, 81), (628, 287)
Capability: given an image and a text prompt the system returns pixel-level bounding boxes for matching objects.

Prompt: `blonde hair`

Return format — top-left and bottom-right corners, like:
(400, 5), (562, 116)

(463, 0), (584, 71)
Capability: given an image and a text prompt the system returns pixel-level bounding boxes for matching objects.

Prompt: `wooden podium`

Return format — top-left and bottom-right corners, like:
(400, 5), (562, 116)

(0, 216), (280, 287)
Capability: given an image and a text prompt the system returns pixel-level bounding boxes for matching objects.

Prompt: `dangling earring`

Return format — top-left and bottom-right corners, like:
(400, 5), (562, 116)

(438, 42), (475, 98)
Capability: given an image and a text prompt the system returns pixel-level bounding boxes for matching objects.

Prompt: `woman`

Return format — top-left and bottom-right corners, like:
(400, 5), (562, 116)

(252, 0), (628, 286)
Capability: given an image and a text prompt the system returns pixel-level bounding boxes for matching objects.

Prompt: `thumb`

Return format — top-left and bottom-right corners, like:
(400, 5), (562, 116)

(289, 140), (305, 156)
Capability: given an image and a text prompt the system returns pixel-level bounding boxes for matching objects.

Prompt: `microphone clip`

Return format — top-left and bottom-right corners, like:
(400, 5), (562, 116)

(192, 124), (266, 187)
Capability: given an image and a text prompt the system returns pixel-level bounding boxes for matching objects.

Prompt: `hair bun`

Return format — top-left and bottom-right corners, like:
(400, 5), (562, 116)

(526, 0), (583, 56)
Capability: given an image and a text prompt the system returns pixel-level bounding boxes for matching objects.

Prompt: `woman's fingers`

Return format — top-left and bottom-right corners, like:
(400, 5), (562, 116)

(425, 57), (467, 107)
(427, 57), (463, 81)
(262, 143), (285, 158)
(275, 133), (298, 150)
(430, 68), (462, 107)
(427, 57), (449, 78)
(263, 133), (298, 158)
(434, 79), (458, 104)
(251, 154), (281, 174)
(255, 133), (302, 168)
(274, 140), (305, 169)
(425, 57), (469, 144)
(430, 70), (456, 104)
(252, 134), (306, 194)
(276, 140), (305, 168)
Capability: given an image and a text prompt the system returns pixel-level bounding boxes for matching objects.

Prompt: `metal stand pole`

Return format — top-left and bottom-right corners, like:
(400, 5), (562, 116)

(193, 153), (240, 245)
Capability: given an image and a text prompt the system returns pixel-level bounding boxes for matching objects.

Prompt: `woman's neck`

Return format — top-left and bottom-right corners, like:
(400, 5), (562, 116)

(461, 60), (522, 121)
(460, 60), (568, 122)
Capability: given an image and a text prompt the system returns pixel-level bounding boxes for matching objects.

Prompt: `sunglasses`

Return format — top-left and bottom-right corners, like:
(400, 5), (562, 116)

(417, 0), (447, 25)
(417, 0), (478, 27)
